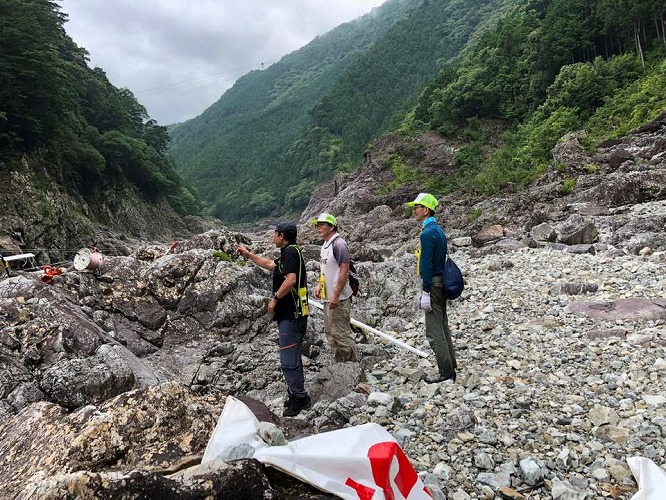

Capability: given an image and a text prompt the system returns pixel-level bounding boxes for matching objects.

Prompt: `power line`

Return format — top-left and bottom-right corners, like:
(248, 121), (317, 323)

(136, 61), (273, 95)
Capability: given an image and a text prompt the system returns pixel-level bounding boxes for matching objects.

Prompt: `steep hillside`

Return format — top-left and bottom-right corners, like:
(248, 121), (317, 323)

(0, 0), (202, 261)
(167, 0), (416, 221)
(168, 0), (511, 222)
(297, 111), (666, 258)
(0, 152), (211, 265)
(303, 0), (512, 168)
(409, 0), (666, 196)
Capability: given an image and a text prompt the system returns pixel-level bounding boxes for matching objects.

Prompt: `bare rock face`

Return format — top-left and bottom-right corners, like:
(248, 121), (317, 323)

(580, 169), (666, 207)
(1, 383), (332, 499)
(0, 223), (377, 496)
(0, 383), (225, 498)
(39, 348), (135, 409)
(608, 214), (666, 254)
(299, 132), (461, 251)
(0, 156), (196, 266)
(0, 234), (22, 255)
(296, 113), (666, 260)
(20, 459), (280, 500)
(0, 229), (272, 419)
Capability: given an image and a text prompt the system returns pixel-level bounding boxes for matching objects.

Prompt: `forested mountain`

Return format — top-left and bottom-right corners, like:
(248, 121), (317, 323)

(0, 0), (199, 215)
(5, 0), (664, 235)
(168, 0), (512, 222)
(170, 0), (666, 225)
(407, 0), (666, 195)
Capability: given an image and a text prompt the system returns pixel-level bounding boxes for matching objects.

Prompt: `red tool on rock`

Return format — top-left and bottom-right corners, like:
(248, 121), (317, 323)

(41, 265), (64, 284)
(163, 240), (179, 257)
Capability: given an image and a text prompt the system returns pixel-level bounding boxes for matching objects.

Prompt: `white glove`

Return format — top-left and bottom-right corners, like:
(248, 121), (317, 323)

(420, 292), (432, 312)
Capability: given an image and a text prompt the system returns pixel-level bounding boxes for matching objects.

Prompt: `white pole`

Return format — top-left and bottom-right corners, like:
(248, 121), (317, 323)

(308, 299), (428, 358)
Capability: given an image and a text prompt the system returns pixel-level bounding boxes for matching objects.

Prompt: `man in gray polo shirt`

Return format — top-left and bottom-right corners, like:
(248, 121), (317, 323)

(312, 212), (360, 363)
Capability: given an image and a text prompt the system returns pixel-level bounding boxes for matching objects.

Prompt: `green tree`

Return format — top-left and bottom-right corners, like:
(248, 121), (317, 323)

(0, 0), (200, 214)
(0, 0), (77, 152)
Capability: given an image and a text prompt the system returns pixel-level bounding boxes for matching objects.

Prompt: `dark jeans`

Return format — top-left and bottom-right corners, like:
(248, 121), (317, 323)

(277, 317), (307, 397)
(425, 279), (457, 377)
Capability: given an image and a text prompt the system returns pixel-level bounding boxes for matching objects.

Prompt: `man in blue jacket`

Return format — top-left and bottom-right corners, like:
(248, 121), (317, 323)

(406, 193), (457, 384)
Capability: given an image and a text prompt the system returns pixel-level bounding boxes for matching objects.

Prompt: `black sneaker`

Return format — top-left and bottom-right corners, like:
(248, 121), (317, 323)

(282, 394), (311, 417)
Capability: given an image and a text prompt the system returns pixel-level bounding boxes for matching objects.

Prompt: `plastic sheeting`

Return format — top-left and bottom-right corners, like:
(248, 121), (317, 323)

(628, 456), (666, 500)
(203, 396), (432, 499)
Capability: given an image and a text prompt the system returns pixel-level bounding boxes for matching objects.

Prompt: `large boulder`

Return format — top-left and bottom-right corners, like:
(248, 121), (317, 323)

(20, 459), (281, 500)
(472, 225), (504, 247)
(38, 346), (136, 410)
(556, 214), (599, 245)
(0, 383), (224, 498)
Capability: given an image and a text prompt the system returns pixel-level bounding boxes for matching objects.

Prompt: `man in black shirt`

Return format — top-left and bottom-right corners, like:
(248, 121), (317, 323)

(236, 222), (311, 417)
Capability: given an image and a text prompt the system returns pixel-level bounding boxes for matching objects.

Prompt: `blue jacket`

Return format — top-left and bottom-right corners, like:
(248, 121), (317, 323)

(419, 217), (447, 293)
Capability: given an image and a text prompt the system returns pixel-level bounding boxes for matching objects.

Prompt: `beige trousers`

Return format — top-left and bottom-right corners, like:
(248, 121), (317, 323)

(323, 297), (360, 362)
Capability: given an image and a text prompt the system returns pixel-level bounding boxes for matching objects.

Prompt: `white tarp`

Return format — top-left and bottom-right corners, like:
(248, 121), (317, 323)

(203, 396), (432, 499)
(628, 456), (666, 500)
(202, 394), (266, 459)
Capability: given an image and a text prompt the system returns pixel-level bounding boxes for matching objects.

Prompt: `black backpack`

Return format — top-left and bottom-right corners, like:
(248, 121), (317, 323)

(349, 260), (360, 296)
(443, 256), (464, 299)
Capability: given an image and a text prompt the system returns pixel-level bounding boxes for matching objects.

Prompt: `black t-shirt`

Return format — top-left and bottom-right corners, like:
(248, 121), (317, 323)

(272, 245), (307, 321)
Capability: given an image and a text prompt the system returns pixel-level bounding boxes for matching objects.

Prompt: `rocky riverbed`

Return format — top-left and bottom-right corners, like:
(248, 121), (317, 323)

(301, 239), (665, 499)
(0, 207), (664, 498)
(2, 114), (666, 497)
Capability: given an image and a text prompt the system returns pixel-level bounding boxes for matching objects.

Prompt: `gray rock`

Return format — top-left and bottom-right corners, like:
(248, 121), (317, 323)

(368, 391), (400, 413)
(566, 244), (596, 255)
(257, 422), (287, 446)
(474, 452), (495, 470)
(519, 457), (548, 486)
(557, 215), (599, 245)
(39, 349), (135, 409)
(530, 222), (556, 242)
(588, 405), (619, 427)
(424, 483), (446, 500)
(217, 443), (256, 461)
(472, 225), (504, 247)
(477, 470), (511, 489)
(5, 382), (45, 412)
(551, 478), (588, 500)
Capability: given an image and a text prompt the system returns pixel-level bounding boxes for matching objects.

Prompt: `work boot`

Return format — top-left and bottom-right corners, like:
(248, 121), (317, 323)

(283, 390), (292, 408)
(423, 371), (456, 384)
(282, 394), (311, 417)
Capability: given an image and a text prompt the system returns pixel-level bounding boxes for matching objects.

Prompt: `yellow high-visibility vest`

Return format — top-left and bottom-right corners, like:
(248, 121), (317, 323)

(415, 244), (421, 277)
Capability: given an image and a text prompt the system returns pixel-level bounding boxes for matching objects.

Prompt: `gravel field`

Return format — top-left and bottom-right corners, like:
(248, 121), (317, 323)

(305, 242), (666, 499)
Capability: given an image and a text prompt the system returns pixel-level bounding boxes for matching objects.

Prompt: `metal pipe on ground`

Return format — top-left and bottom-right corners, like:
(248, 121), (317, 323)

(308, 299), (428, 358)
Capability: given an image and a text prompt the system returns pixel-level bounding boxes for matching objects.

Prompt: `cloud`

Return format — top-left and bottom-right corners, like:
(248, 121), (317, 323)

(57, 0), (386, 125)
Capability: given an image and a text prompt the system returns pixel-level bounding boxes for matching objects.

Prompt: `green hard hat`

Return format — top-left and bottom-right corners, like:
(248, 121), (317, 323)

(311, 212), (338, 226)
(406, 192), (438, 210)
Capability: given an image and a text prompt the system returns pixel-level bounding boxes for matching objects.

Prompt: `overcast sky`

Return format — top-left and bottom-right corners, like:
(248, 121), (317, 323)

(57, 1), (386, 125)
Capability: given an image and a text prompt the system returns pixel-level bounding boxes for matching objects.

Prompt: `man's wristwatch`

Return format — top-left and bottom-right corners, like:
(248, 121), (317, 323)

(273, 293), (279, 300)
